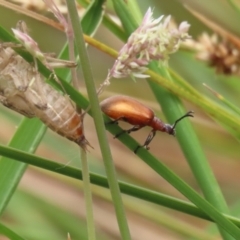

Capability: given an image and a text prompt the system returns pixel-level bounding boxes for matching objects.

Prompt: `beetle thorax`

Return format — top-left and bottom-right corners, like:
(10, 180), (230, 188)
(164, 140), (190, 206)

(149, 117), (175, 135)
(149, 116), (164, 131)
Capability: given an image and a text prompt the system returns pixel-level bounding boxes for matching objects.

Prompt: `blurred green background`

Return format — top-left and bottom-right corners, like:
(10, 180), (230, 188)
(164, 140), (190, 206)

(1, 0), (240, 239)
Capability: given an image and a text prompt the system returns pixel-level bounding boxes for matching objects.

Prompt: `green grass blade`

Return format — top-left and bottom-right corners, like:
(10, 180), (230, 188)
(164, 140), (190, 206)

(110, 0), (239, 238)
(1, 143), (240, 227)
(0, 118), (46, 214)
(81, 0), (106, 36)
(0, 222), (27, 240)
(66, 1), (131, 239)
(149, 65), (234, 240)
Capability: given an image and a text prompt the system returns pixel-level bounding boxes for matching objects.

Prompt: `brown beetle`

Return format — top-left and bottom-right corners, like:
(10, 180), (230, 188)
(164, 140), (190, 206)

(100, 95), (194, 152)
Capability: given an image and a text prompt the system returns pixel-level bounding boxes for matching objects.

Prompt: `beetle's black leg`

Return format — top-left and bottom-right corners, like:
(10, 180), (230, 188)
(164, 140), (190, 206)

(114, 125), (142, 138)
(134, 130), (156, 153)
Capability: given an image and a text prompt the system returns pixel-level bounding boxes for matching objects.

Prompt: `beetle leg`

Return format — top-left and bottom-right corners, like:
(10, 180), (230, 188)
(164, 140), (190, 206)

(134, 129), (156, 153)
(114, 125), (142, 138)
(126, 125), (143, 134)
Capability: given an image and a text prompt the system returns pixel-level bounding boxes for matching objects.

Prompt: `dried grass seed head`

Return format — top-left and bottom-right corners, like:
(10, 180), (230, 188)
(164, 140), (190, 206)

(190, 33), (240, 76)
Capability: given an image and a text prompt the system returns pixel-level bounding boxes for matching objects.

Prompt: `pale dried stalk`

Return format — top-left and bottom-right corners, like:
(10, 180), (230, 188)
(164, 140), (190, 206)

(0, 46), (90, 150)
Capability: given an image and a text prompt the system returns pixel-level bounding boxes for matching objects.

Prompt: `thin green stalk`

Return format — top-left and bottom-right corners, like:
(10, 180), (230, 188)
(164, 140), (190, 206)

(66, 10), (96, 239)
(66, 1), (131, 240)
(0, 222), (27, 240)
(203, 83), (240, 116)
(102, 15), (127, 42)
(112, 1), (236, 239)
(1, 143), (240, 228)
(227, 0), (240, 15)
(81, 149), (96, 240)
(149, 66), (234, 240)
(169, 68), (204, 98)
(147, 69), (240, 140)
(0, 118), (46, 214)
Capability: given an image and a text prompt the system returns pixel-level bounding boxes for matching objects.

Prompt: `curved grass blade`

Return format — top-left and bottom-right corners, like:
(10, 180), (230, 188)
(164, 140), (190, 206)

(81, 0), (106, 36)
(66, 1), (132, 239)
(110, 1), (239, 239)
(1, 143), (240, 227)
(0, 222), (27, 240)
(0, 118), (46, 214)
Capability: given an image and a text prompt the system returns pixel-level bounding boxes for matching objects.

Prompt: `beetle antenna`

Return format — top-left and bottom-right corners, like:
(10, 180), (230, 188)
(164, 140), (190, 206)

(172, 111), (194, 129)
